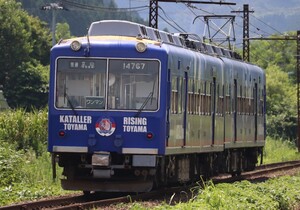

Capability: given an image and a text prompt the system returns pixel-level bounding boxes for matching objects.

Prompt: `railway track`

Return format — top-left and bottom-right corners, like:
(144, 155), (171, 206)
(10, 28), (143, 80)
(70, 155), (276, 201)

(1, 160), (300, 210)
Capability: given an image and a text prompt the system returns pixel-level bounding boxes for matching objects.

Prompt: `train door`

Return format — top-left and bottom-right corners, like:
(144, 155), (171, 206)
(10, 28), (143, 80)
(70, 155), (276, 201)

(169, 72), (188, 147)
(211, 77), (217, 145)
(233, 79), (237, 142)
(254, 83), (258, 141)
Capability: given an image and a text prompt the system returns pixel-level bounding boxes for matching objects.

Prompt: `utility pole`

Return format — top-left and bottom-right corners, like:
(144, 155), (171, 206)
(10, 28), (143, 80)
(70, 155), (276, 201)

(148, 0), (236, 29)
(41, 3), (67, 46)
(231, 4), (254, 62)
(297, 31), (300, 152)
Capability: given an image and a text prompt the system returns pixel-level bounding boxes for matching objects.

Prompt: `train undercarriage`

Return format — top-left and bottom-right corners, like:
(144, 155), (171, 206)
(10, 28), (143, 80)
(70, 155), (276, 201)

(54, 147), (263, 193)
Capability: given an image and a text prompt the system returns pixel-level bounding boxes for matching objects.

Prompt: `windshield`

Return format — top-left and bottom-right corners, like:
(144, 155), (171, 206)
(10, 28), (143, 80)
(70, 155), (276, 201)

(55, 58), (159, 111)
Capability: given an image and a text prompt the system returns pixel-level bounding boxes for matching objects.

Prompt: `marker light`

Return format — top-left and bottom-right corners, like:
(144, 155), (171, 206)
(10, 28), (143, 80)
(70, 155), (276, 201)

(136, 42), (147, 53)
(146, 132), (153, 139)
(58, 130), (66, 137)
(70, 40), (82, 51)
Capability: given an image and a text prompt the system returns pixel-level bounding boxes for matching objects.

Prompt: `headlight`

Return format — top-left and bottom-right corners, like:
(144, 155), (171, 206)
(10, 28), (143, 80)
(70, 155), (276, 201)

(70, 40), (82, 51)
(136, 42), (147, 53)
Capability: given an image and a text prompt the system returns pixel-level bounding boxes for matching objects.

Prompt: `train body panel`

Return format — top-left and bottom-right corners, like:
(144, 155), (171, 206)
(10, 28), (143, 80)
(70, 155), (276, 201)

(49, 40), (169, 156)
(48, 20), (266, 192)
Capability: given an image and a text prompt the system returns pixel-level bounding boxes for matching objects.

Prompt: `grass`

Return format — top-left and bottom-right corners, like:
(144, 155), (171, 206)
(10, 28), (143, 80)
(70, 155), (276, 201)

(103, 174), (300, 210)
(0, 109), (300, 207)
(151, 175), (300, 210)
(263, 136), (300, 163)
(1, 136), (300, 207)
(0, 149), (66, 206)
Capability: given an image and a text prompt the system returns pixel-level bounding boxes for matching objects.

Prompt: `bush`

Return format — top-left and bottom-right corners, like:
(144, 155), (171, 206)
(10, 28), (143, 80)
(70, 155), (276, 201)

(264, 137), (300, 163)
(0, 109), (48, 156)
(0, 141), (27, 187)
(0, 144), (65, 206)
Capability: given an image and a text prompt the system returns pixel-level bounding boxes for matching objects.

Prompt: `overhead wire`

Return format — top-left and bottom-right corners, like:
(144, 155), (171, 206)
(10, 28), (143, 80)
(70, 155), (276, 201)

(158, 6), (187, 33)
(250, 14), (285, 36)
(50, 0), (287, 41)
(61, 0), (148, 12)
(61, 0), (188, 33)
(226, 4), (285, 38)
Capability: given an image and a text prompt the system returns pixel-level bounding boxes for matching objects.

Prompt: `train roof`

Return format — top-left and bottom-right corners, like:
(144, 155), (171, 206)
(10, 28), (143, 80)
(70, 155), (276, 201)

(88, 20), (242, 60)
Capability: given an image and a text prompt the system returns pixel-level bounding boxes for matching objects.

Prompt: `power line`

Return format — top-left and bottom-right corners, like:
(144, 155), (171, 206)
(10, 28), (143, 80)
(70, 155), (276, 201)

(250, 14), (284, 36)
(158, 6), (187, 32)
(61, 0), (148, 12)
(185, 2), (216, 16)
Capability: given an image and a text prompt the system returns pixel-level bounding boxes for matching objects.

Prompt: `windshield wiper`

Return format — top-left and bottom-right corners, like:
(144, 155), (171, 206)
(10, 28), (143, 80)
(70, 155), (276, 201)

(64, 92), (78, 116)
(135, 92), (153, 117)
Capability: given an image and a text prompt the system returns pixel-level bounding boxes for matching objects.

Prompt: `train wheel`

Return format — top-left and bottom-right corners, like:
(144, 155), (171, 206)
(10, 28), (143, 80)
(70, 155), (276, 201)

(231, 171), (241, 177)
(83, 191), (91, 197)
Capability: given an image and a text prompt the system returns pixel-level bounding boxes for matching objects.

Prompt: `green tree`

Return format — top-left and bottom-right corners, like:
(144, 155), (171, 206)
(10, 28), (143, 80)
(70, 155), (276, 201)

(0, 0), (51, 110)
(266, 65), (297, 140)
(251, 33), (296, 80)
(250, 36), (298, 141)
(56, 22), (72, 41)
(3, 62), (49, 110)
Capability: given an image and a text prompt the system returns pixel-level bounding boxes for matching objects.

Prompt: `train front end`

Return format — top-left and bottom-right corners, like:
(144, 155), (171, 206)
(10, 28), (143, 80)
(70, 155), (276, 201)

(48, 21), (168, 192)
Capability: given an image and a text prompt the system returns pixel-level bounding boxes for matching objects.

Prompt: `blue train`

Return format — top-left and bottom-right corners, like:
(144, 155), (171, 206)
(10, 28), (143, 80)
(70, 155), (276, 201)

(48, 20), (266, 193)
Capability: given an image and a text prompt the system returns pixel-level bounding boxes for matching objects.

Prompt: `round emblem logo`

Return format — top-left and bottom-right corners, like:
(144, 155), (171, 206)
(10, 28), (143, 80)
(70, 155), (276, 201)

(95, 117), (116, 136)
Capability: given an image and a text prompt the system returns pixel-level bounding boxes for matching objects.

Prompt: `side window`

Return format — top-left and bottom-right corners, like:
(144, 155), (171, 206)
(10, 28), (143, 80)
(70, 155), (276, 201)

(200, 81), (206, 115)
(217, 84), (224, 116)
(171, 76), (178, 114)
(207, 82), (211, 115)
(188, 78), (194, 114)
(225, 83), (231, 114)
(178, 77), (183, 114)
(195, 80), (200, 115)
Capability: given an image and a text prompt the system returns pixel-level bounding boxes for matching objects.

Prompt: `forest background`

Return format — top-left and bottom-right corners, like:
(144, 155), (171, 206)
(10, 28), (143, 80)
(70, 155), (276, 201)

(1, 0), (297, 142)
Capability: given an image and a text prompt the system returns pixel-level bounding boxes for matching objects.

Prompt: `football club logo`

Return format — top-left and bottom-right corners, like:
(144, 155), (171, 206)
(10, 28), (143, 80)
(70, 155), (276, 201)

(95, 117), (116, 136)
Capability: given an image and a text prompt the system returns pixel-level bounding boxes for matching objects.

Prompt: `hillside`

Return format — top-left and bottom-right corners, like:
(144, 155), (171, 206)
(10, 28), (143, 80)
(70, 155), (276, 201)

(17, 0), (146, 36)
(115, 0), (300, 42)
(18, 0), (300, 44)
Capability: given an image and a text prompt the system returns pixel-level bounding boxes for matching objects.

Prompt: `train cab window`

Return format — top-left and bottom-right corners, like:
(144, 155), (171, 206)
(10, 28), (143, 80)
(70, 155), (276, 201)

(55, 58), (159, 111)
(108, 59), (159, 111)
(55, 58), (107, 109)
